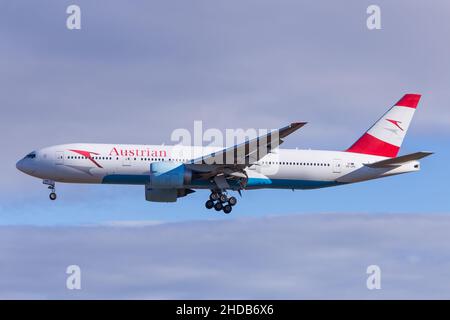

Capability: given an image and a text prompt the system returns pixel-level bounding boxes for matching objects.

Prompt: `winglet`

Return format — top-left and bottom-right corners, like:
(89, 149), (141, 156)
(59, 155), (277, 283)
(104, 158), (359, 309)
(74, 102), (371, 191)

(279, 122), (307, 139)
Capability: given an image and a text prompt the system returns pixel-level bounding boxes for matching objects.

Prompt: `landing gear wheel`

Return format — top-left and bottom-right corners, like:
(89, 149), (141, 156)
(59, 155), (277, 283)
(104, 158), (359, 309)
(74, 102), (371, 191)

(228, 196), (237, 206)
(210, 193), (219, 201)
(223, 205), (232, 214)
(214, 202), (223, 211)
(205, 200), (214, 209)
(43, 180), (57, 201)
(219, 194), (228, 203)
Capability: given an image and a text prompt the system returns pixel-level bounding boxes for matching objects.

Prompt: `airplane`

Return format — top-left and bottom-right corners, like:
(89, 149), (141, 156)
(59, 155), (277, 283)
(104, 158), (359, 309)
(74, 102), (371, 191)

(16, 94), (432, 214)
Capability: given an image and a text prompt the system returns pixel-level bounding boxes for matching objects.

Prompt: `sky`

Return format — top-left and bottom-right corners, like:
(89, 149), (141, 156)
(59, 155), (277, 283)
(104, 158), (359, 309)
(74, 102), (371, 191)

(0, 0), (450, 299)
(2, 214), (450, 299)
(1, 0), (449, 225)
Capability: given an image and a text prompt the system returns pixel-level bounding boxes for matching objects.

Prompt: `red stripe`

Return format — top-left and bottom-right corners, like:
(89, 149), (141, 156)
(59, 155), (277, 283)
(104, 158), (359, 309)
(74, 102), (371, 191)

(395, 94), (421, 109)
(69, 149), (103, 168)
(346, 133), (399, 157)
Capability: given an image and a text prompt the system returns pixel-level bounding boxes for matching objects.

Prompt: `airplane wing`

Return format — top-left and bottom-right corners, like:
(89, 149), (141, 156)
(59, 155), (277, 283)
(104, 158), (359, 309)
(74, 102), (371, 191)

(364, 151), (433, 168)
(185, 122), (307, 189)
(188, 122), (307, 167)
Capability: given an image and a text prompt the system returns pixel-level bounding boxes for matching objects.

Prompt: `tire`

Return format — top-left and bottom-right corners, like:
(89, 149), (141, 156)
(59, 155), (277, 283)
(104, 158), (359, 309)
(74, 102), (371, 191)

(223, 205), (232, 214)
(49, 192), (57, 201)
(228, 196), (237, 206)
(214, 202), (223, 211)
(219, 194), (228, 203)
(205, 200), (214, 209)
(210, 193), (219, 201)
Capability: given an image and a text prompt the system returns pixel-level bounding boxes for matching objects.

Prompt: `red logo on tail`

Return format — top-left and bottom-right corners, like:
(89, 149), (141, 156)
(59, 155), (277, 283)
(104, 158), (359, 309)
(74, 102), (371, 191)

(386, 119), (404, 131)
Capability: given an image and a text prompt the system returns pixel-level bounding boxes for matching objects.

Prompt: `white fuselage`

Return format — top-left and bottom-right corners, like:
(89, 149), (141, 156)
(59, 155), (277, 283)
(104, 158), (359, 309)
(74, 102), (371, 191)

(16, 143), (420, 190)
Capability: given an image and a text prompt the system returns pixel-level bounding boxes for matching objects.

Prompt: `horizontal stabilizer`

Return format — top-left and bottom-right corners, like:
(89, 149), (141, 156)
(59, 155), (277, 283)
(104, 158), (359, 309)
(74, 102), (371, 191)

(365, 151), (433, 168)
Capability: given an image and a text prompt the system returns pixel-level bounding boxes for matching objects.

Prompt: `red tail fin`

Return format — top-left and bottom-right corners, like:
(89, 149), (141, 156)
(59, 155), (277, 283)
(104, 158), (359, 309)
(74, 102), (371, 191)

(346, 94), (421, 158)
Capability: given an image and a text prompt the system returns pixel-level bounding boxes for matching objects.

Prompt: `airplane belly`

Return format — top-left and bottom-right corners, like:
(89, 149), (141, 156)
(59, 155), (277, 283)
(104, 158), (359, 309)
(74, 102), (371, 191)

(62, 167), (104, 183)
(246, 167), (340, 190)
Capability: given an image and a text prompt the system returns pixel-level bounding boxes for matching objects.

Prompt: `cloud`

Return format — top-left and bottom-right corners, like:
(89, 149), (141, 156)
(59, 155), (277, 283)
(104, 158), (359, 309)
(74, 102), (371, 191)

(2, 0), (450, 154)
(101, 220), (164, 227)
(1, 2), (448, 300)
(1, 213), (450, 299)
(1, 1), (448, 227)
(0, 1), (446, 199)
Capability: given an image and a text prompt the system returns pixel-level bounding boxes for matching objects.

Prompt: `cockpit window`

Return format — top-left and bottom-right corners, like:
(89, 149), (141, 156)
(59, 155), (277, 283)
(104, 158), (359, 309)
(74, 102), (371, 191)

(25, 152), (36, 159)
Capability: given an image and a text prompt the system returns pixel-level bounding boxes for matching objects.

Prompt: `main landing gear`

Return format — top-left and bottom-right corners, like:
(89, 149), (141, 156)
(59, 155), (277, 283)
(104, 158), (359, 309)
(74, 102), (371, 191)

(205, 191), (237, 214)
(43, 179), (57, 201)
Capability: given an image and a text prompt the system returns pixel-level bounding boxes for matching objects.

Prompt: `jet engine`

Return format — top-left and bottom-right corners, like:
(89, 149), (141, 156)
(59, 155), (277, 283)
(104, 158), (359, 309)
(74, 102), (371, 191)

(148, 162), (192, 188)
(145, 187), (195, 202)
(145, 162), (194, 202)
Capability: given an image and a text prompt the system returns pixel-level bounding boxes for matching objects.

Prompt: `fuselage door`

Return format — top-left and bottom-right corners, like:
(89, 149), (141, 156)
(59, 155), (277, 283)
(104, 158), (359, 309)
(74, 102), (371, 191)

(332, 159), (342, 173)
(55, 151), (64, 165)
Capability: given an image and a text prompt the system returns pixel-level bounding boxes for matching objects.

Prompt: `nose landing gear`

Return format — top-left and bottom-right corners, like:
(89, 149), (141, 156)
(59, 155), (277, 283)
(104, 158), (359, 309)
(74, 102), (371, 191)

(43, 180), (57, 201)
(205, 191), (238, 214)
(49, 192), (57, 201)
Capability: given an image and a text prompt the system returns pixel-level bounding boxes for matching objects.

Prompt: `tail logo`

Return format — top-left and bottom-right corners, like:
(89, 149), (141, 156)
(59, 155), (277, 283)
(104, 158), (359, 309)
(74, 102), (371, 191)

(386, 119), (404, 131)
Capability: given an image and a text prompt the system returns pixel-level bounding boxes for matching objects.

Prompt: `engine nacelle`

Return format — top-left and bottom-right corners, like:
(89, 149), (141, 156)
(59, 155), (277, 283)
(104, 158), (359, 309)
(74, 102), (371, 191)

(145, 188), (178, 202)
(145, 187), (195, 202)
(148, 162), (192, 188)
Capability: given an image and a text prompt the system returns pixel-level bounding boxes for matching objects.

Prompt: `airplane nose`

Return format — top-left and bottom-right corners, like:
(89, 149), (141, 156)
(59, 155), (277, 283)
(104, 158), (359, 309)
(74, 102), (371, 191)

(16, 159), (34, 175)
(16, 159), (25, 172)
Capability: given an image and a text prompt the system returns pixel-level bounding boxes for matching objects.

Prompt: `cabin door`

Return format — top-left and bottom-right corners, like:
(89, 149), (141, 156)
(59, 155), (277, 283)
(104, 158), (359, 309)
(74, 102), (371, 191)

(332, 159), (342, 173)
(55, 151), (64, 165)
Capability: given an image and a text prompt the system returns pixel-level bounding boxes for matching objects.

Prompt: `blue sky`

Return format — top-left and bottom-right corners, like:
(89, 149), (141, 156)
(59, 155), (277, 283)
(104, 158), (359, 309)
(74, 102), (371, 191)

(1, 1), (450, 299)
(0, 1), (449, 225)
